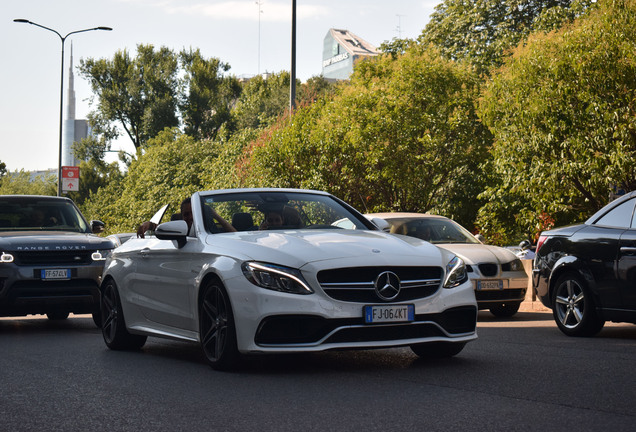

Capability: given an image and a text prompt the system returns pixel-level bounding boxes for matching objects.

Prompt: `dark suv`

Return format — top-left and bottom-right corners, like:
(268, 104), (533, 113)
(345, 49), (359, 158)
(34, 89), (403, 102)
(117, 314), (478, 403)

(0, 195), (114, 325)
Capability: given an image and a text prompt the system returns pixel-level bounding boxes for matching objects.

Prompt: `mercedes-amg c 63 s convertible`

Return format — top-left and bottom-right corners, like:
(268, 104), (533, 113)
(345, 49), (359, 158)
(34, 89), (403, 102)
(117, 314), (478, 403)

(100, 189), (477, 370)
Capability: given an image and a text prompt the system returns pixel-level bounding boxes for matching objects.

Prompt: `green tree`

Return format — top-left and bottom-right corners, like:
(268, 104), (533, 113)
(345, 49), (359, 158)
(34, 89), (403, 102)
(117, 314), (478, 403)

(65, 136), (124, 206)
(232, 72), (335, 131)
(0, 170), (56, 196)
(420, 0), (594, 75)
(0, 160), (6, 178)
(232, 72), (294, 130)
(179, 49), (241, 140)
(80, 44), (180, 153)
(81, 129), (228, 234)
(80, 45), (241, 156)
(478, 0), (636, 243)
(242, 47), (491, 228)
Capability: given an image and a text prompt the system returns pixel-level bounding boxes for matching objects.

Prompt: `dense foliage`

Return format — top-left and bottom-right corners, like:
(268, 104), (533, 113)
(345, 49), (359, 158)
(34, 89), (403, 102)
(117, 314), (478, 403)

(14, 0), (635, 247)
(420, 0), (594, 74)
(79, 45), (240, 154)
(238, 48), (492, 228)
(478, 0), (636, 242)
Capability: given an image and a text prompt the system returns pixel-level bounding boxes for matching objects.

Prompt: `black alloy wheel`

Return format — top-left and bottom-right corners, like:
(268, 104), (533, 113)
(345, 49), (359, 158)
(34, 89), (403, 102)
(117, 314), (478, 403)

(410, 341), (466, 359)
(199, 280), (240, 371)
(552, 272), (605, 337)
(101, 279), (147, 350)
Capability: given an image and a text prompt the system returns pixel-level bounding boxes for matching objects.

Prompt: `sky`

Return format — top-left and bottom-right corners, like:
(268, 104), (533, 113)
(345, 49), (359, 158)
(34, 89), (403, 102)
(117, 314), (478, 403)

(1, 0), (439, 172)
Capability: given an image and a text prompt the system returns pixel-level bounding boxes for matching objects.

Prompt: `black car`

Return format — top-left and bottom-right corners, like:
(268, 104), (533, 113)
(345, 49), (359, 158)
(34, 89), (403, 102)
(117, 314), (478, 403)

(533, 191), (636, 336)
(0, 195), (113, 325)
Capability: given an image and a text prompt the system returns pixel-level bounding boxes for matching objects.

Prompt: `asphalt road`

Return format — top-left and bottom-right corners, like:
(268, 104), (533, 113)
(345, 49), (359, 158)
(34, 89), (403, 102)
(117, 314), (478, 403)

(1, 311), (635, 432)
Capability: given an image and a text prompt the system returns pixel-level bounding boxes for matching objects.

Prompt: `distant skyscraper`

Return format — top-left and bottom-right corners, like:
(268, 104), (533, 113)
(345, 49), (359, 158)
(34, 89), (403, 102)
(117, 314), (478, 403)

(62, 44), (90, 167)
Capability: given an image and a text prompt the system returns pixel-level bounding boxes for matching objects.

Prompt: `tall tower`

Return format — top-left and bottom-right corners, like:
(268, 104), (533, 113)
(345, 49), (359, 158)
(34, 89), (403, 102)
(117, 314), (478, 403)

(62, 44), (89, 167)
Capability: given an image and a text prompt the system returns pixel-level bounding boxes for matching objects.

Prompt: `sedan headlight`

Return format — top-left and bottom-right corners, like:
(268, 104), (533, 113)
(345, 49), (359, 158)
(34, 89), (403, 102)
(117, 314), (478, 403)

(443, 255), (467, 289)
(505, 258), (524, 272)
(242, 262), (314, 295)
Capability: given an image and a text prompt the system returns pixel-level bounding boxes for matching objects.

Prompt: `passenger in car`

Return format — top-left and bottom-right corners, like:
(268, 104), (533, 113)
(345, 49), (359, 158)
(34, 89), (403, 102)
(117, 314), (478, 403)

(260, 210), (284, 230)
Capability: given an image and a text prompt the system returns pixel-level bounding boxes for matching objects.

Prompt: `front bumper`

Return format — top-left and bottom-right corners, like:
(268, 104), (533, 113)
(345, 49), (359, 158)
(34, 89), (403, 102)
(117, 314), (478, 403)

(472, 274), (527, 309)
(0, 262), (103, 317)
(225, 272), (478, 354)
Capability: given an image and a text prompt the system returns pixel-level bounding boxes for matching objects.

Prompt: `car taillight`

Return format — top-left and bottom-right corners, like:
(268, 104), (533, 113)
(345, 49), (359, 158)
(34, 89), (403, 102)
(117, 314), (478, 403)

(536, 235), (548, 254)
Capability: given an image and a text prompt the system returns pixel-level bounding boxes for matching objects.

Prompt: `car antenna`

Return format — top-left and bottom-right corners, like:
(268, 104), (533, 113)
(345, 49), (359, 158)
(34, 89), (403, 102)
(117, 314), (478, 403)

(358, 194), (369, 213)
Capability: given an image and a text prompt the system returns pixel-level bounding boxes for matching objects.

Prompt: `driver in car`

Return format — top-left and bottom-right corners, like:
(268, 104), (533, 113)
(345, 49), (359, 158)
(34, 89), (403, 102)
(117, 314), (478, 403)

(137, 198), (235, 238)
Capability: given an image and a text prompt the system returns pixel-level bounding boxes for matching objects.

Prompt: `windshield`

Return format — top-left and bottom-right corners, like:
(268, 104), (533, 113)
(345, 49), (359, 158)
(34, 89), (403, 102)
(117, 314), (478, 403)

(0, 197), (90, 233)
(200, 191), (370, 233)
(385, 217), (480, 244)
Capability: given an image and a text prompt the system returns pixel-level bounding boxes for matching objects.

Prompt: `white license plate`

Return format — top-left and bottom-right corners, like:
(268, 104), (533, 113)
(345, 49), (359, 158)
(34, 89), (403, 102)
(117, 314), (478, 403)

(41, 269), (71, 280)
(364, 304), (414, 324)
(477, 280), (504, 290)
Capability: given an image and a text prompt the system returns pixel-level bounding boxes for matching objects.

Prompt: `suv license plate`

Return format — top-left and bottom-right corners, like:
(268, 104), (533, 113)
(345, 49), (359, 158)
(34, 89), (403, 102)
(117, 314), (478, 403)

(364, 304), (414, 324)
(41, 269), (71, 280)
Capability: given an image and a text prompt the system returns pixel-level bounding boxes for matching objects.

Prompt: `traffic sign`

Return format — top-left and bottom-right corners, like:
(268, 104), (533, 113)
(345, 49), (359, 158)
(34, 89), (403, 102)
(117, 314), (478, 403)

(62, 166), (80, 193)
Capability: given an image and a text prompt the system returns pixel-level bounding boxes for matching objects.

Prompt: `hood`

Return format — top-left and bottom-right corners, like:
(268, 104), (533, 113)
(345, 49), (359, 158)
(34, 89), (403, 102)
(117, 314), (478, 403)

(0, 231), (114, 252)
(208, 229), (445, 268)
(436, 243), (517, 265)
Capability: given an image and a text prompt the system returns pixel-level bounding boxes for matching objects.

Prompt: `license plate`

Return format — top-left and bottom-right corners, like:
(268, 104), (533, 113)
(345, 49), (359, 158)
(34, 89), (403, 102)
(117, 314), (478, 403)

(41, 269), (71, 280)
(364, 304), (414, 324)
(477, 280), (504, 290)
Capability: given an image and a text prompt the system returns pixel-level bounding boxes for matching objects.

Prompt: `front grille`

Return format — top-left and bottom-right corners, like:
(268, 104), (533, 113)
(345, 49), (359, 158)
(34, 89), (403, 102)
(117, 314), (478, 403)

(317, 266), (442, 303)
(477, 263), (498, 277)
(14, 251), (94, 266)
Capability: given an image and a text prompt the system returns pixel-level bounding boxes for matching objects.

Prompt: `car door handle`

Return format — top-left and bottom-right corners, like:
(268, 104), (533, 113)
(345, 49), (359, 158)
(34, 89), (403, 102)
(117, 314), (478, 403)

(620, 247), (636, 255)
(139, 248), (151, 257)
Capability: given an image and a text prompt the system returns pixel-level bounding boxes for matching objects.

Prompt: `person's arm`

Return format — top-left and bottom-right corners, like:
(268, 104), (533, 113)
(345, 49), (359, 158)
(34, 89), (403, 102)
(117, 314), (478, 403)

(210, 208), (236, 232)
(136, 221), (157, 238)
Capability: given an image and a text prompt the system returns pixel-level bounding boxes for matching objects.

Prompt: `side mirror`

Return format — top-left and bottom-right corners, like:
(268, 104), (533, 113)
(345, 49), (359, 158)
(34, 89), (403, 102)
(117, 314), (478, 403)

(519, 240), (531, 251)
(91, 220), (105, 234)
(368, 217), (391, 232)
(155, 220), (188, 248)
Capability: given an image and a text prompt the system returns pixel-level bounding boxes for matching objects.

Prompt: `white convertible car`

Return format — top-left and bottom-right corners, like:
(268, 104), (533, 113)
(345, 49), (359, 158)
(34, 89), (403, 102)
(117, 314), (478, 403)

(100, 189), (477, 370)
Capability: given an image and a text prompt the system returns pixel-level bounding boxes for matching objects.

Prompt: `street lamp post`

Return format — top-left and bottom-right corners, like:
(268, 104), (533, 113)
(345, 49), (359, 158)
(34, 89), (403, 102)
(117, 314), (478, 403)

(290, 0), (296, 112)
(13, 19), (112, 197)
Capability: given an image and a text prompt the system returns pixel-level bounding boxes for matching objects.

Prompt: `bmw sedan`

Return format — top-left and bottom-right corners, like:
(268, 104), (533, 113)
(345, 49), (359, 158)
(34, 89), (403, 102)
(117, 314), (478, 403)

(534, 191), (636, 336)
(100, 189), (478, 370)
(366, 213), (528, 317)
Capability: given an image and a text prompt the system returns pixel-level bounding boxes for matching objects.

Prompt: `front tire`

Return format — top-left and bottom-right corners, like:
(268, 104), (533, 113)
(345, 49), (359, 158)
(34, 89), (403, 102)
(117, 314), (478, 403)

(489, 302), (520, 318)
(552, 272), (605, 337)
(199, 280), (240, 371)
(410, 342), (466, 359)
(101, 279), (147, 350)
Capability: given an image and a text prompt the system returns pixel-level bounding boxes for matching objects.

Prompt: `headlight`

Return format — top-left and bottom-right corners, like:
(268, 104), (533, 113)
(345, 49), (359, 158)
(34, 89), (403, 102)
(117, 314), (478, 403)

(506, 258), (524, 272)
(91, 249), (112, 261)
(443, 255), (467, 289)
(1, 252), (14, 263)
(242, 262), (314, 295)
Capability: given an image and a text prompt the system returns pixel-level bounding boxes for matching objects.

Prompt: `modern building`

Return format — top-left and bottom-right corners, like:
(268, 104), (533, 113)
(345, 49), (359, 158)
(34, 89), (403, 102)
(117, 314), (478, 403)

(322, 29), (379, 80)
(62, 44), (90, 167)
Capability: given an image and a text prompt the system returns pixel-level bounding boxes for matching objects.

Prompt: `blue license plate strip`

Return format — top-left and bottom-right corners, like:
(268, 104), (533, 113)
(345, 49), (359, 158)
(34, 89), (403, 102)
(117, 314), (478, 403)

(364, 304), (415, 324)
(41, 269), (71, 280)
